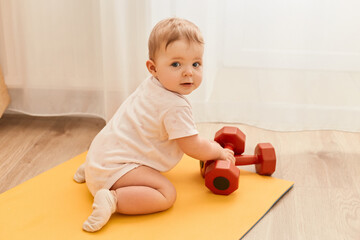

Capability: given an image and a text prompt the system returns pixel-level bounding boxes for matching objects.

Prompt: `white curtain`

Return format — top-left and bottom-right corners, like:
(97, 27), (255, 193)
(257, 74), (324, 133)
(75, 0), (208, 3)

(1, 0), (360, 132)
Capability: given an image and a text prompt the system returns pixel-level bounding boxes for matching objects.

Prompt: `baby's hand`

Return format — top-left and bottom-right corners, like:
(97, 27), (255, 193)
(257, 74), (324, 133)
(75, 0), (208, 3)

(220, 148), (236, 164)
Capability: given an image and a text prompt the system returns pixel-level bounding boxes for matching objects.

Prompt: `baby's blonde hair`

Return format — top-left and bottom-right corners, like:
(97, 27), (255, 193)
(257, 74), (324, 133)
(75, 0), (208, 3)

(148, 18), (204, 60)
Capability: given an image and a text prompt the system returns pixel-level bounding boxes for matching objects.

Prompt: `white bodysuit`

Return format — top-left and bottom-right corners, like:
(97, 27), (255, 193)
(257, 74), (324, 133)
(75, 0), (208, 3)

(84, 76), (198, 195)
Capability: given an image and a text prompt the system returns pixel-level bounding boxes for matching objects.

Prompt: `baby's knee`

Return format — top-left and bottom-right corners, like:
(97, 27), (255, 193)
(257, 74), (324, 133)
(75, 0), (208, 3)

(168, 185), (177, 205)
(162, 182), (177, 207)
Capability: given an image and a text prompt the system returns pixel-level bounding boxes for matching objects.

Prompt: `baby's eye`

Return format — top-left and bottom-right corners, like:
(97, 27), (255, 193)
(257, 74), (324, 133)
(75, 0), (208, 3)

(193, 62), (201, 68)
(171, 62), (180, 67)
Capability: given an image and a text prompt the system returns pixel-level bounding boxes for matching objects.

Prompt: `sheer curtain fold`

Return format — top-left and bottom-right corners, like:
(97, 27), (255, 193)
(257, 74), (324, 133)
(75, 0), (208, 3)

(1, 0), (360, 131)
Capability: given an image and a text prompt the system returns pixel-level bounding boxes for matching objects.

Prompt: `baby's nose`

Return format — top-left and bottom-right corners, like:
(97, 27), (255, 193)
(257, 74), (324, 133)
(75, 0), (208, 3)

(183, 66), (193, 77)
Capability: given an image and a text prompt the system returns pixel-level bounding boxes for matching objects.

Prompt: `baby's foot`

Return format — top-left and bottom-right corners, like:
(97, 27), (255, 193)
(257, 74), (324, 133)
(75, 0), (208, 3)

(83, 189), (117, 232)
(73, 163), (86, 183)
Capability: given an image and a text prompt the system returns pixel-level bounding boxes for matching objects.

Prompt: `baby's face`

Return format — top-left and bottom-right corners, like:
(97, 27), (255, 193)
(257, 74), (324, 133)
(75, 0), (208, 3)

(152, 39), (203, 95)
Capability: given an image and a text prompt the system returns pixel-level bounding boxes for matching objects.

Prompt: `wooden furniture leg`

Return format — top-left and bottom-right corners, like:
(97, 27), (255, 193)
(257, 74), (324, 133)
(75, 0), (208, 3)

(0, 67), (10, 117)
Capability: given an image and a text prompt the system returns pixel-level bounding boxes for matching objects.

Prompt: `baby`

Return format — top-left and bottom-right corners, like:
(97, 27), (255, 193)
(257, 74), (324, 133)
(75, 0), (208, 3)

(74, 17), (235, 232)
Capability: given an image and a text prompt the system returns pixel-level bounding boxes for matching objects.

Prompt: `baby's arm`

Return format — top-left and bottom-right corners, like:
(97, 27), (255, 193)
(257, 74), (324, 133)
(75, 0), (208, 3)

(176, 134), (235, 163)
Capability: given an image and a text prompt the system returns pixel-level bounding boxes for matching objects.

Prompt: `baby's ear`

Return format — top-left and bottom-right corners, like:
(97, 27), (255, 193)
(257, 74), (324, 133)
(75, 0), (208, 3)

(146, 60), (157, 76)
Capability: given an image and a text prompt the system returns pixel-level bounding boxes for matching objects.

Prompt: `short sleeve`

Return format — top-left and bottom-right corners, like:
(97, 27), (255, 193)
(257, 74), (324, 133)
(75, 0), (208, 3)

(163, 106), (199, 140)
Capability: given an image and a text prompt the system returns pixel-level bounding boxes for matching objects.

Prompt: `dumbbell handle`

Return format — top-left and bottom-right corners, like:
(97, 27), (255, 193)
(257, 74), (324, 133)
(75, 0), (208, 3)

(235, 155), (259, 166)
(224, 144), (259, 166)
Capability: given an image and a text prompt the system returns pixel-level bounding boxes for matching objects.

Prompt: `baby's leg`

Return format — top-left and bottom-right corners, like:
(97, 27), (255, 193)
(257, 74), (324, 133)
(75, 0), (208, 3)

(82, 165), (176, 232)
(73, 163), (86, 183)
(110, 165), (177, 215)
(83, 188), (117, 232)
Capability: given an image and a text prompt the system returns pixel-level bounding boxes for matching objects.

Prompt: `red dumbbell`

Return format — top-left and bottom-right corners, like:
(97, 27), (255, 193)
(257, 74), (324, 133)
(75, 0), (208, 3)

(200, 127), (244, 195)
(200, 126), (277, 195)
(215, 127), (276, 176)
(234, 143), (276, 175)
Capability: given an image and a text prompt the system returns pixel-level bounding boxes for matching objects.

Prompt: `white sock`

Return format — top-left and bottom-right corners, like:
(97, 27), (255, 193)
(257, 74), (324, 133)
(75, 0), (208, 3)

(82, 189), (117, 232)
(73, 163), (86, 183)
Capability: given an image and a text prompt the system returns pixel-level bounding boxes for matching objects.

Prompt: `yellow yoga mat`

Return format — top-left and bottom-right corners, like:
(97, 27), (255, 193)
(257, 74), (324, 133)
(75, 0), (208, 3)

(0, 152), (293, 240)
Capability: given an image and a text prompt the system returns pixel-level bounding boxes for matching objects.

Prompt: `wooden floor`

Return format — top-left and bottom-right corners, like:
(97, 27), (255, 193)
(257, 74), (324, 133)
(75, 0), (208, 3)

(0, 114), (105, 193)
(0, 114), (359, 239)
